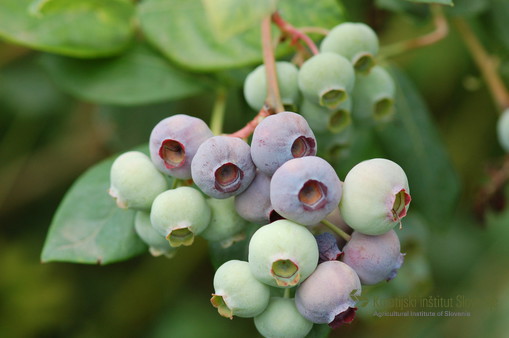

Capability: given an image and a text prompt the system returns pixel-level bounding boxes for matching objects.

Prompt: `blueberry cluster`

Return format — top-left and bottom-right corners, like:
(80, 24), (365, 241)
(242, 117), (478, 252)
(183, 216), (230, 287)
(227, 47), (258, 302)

(107, 21), (412, 338)
(244, 22), (396, 135)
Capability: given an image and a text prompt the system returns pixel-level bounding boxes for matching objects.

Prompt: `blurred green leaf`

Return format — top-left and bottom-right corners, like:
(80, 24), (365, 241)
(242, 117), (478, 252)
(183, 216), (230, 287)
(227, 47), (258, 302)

(375, 66), (461, 227)
(405, 0), (453, 5)
(138, 0), (344, 71)
(39, 43), (208, 106)
(444, 0), (488, 16)
(41, 149), (148, 265)
(0, 55), (71, 117)
(487, 0), (509, 50)
(202, 0), (277, 41)
(0, 0), (134, 58)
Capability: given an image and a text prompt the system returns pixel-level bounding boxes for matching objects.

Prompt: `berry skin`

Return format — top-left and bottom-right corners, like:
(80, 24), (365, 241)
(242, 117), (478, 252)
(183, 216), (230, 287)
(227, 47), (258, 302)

(191, 136), (256, 199)
(150, 186), (211, 247)
(351, 65), (395, 121)
(320, 22), (379, 73)
(149, 114), (214, 179)
(339, 158), (411, 235)
(109, 151), (168, 211)
(298, 52), (355, 109)
(200, 197), (248, 247)
(342, 230), (405, 285)
(299, 97), (352, 134)
(497, 108), (509, 152)
(251, 112), (317, 176)
(295, 260), (361, 328)
(254, 297), (313, 338)
(270, 156), (342, 226)
(315, 232), (342, 263)
(134, 211), (177, 258)
(234, 170), (280, 224)
(248, 220), (319, 288)
(244, 62), (300, 111)
(211, 260), (271, 319)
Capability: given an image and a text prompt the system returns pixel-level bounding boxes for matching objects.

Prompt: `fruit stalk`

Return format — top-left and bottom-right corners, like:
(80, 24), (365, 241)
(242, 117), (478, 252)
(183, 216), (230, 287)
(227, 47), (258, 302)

(261, 15), (285, 113)
(380, 5), (448, 59)
(272, 12), (319, 55)
(454, 18), (509, 111)
(210, 88), (227, 135)
(321, 219), (351, 242)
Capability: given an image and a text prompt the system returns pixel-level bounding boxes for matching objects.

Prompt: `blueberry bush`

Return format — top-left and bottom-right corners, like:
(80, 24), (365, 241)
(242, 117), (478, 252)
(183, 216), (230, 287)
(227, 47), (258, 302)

(1, 0), (509, 337)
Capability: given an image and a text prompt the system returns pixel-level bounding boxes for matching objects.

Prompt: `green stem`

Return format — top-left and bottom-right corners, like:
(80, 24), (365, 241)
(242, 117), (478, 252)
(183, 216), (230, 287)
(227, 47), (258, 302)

(380, 5), (448, 59)
(454, 18), (509, 111)
(321, 219), (351, 242)
(210, 88), (227, 135)
(284, 288), (291, 299)
(261, 15), (284, 113)
(171, 178), (181, 190)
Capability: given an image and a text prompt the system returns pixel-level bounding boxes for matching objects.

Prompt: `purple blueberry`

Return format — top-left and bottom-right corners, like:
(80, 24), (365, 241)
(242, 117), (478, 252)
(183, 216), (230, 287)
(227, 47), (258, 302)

(191, 136), (256, 199)
(234, 170), (282, 224)
(270, 156), (342, 226)
(149, 114), (214, 179)
(295, 260), (361, 328)
(315, 232), (342, 263)
(341, 230), (405, 285)
(250, 112), (317, 176)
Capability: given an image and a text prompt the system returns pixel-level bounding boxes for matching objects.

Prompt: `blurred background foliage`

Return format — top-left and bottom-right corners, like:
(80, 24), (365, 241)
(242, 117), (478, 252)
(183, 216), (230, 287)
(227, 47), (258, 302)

(0, 0), (509, 337)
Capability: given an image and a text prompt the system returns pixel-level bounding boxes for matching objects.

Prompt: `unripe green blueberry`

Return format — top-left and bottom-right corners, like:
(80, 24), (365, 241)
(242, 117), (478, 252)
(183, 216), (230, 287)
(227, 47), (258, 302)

(339, 158), (411, 235)
(299, 97), (352, 134)
(351, 65), (395, 121)
(497, 108), (509, 152)
(298, 52), (355, 109)
(109, 151), (168, 211)
(200, 197), (248, 247)
(244, 61), (300, 111)
(295, 260), (361, 328)
(320, 22), (379, 73)
(134, 211), (178, 258)
(254, 297), (313, 338)
(150, 187), (211, 247)
(211, 260), (271, 319)
(248, 220), (319, 288)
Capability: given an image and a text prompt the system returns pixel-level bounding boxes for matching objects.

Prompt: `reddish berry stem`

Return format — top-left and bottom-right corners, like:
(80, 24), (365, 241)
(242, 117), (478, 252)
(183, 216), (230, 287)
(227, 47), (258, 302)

(228, 107), (271, 139)
(272, 12), (319, 55)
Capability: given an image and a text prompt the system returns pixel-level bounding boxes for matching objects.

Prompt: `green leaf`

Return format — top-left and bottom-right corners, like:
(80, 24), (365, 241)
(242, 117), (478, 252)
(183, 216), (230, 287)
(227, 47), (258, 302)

(138, 0), (344, 71)
(39, 43), (208, 106)
(375, 66), (460, 227)
(0, 55), (71, 118)
(202, 0), (277, 41)
(41, 150), (149, 265)
(444, 0), (488, 16)
(0, 0), (134, 58)
(404, 0), (454, 5)
(487, 0), (509, 49)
